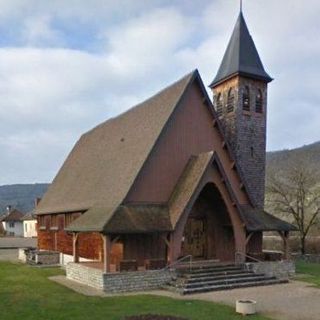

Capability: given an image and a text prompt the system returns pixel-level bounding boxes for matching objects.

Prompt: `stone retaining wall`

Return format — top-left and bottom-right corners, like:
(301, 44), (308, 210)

(66, 263), (104, 290)
(245, 260), (295, 280)
(66, 262), (174, 293)
(103, 269), (173, 293)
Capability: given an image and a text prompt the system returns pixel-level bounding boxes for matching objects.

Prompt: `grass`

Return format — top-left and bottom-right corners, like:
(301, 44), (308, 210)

(0, 261), (272, 320)
(295, 260), (320, 287)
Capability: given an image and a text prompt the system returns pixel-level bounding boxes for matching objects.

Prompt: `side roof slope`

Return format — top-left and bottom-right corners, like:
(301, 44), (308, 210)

(36, 70), (198, 231)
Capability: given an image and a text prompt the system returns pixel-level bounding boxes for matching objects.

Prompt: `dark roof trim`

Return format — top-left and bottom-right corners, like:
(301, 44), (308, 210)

(210, 12), (273, 88)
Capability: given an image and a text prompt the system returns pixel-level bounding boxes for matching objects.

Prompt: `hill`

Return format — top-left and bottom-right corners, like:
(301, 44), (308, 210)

(0, 141), (318, 216)
(0, 184), (49, 214)
(266, 141), (320, 174)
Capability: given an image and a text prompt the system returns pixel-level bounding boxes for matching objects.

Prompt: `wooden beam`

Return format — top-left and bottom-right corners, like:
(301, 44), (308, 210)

(72, 232), (79, 263)
(245, 232), (254, 246)
(162, 234), (171, 248)
(101, 234), (111, 273)
(111, 235), (120, 245)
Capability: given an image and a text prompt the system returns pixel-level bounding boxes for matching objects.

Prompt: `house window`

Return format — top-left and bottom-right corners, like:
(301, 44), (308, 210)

(50, 215), (58, 229)
(39, 215), (46, 229)
(215, 93), (223, 117)
(227, 88), (235, 113)
(255, 89), (263, 113)
(65, 213), (73, 227)
(9, 222), (15, 228)
(243, 86), (250, 111)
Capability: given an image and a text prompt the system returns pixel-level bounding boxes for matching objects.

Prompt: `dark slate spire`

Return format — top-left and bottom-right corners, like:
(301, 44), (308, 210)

(210, 12), (272, 87)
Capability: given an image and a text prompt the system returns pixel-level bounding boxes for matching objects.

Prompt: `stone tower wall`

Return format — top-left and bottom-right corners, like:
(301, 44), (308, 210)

(213, 76), (267, 208)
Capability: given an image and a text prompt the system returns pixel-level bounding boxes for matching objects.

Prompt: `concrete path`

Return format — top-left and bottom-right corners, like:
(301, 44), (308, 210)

(49, 276), (320, 320)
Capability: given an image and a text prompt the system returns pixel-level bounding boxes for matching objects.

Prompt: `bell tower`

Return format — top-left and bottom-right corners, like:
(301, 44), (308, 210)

(209, 12), (273, 208)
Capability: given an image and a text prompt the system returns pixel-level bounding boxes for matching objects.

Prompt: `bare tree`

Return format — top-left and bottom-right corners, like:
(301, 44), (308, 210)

(266, 163), (320, 254)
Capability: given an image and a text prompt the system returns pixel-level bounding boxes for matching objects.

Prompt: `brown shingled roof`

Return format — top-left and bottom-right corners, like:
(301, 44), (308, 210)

(37, 70), (198, 232)
(1, 209), (24, 222)
(239, 205), (297, 232)
(169, 152), (214, 228)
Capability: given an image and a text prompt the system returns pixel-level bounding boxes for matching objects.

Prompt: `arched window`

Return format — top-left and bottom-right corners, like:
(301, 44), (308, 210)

(215, 93), (223, 117)
(242, 86), (250, 111)
(255, 89), (263, 113)
(227, 88), (235, 113)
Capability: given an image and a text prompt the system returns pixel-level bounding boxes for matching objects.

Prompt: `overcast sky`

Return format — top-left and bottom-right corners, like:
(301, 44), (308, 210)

(0, 0), (319, 185)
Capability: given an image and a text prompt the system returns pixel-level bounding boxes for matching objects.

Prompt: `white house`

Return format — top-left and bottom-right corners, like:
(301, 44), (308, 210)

(0, 207), (24, 237)
(22, 211), (37, 238)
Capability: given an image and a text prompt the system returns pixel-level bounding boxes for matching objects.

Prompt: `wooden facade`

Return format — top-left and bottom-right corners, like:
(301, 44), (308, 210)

(37, 12), (296, 272)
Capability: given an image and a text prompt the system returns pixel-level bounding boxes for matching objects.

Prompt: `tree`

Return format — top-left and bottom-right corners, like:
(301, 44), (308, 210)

(266, 163), (320, 254)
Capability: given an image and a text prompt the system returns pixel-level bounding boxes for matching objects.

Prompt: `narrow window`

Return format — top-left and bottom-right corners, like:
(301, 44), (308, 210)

(215, 93), (223, 117)
(9, 222), (15, 228)
(243, 86), (250, 111)
(255, 89), (263, 113)
(227, 88), (235, 113)
(250, 147), (254, 158)
(39, 215), (46, 229)
(50, 215), (58, 229)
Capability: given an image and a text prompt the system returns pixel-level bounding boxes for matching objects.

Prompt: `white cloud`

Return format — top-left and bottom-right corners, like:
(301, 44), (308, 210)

(0, 0), (319, 184)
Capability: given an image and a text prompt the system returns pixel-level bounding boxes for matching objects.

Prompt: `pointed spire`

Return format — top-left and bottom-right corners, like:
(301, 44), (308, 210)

(210, 12), (272, 88)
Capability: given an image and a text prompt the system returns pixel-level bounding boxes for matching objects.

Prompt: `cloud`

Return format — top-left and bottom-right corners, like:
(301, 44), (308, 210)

(0, 0), (319, 184)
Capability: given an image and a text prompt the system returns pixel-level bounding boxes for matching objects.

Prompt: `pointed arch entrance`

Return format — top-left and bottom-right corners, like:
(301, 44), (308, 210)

(181, 183), (235, 261)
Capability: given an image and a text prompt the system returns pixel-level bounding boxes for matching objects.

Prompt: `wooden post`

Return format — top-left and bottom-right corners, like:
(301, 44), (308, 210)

(283, 231), (290, 260)
(278, 231), (290, 260)
(101, 234), (111, 273)
(72, 233), (79, 263)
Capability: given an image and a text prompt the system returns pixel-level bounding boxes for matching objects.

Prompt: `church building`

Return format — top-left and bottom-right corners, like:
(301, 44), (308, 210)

(36, 10), (295, 289)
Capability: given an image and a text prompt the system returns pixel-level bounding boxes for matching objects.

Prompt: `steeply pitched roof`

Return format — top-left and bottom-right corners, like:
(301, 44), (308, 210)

(0, 209), (24, 222)
(169, 152), (214, 228)
(21, 211), (36, 221)
(36, 70), (199, 232)
(210, 12), (272, 87)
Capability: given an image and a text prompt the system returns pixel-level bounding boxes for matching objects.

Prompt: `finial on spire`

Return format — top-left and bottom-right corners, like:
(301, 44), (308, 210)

(240, 0), (243, 13)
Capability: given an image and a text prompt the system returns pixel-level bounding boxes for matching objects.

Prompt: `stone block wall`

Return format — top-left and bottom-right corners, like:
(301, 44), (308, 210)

(103, 269), (173, 293)
(245, 260), (295, 280)
(66, 263), (104, 290)
(66, 262), (174, 293)
(35, 251), (60, 265)
(212, 76), (268, 208)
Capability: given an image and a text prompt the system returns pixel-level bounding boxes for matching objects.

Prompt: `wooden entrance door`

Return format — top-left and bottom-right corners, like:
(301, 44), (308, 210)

(182, 218), (206, 258)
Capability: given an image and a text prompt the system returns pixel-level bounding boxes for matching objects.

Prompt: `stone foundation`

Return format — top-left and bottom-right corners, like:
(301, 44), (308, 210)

(66, 262), (105, 290)
(245, 260), (295, 280)
(66, 262), (174, 293)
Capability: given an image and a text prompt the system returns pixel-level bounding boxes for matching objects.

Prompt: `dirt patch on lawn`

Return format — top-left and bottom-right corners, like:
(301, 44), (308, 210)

(124, 315), (187, 320)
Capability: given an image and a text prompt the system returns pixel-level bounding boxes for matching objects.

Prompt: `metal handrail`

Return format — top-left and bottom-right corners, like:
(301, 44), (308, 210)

(163, 255), (193, 272)
(235, 251), (263, 264)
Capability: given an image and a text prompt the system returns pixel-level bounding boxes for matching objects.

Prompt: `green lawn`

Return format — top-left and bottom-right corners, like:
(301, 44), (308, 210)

(295, 260), (320, 287)
(0, 261), (272, 320)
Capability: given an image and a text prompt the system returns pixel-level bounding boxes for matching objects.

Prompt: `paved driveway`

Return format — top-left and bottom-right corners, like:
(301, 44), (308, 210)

(151, 281), (320, 320)
(0, 237), (37, 248)
(50, 275), (320, 320)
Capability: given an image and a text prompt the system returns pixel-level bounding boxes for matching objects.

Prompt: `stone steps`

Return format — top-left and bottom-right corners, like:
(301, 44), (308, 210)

(166, 263), (288, 295)
(181, 278), (288, 295)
